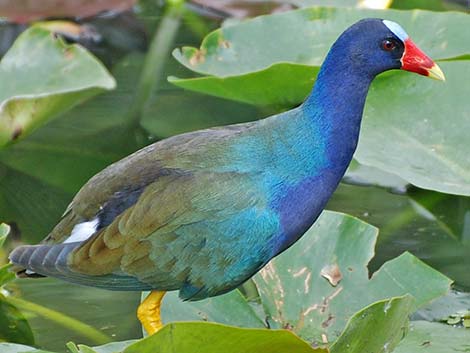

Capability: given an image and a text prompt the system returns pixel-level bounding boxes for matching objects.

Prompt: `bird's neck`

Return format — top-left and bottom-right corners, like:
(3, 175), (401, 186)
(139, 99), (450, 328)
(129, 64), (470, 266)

(270, 58), (375, 255)
(302, 57), (374, 166)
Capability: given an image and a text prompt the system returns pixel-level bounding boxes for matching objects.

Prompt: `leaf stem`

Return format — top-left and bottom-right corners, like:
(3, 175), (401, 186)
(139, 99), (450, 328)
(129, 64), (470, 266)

(5, 295), (111, 345)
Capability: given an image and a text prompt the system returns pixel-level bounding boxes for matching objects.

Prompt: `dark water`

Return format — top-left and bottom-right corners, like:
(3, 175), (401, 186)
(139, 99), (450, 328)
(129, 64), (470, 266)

(1, 2), (469, 351)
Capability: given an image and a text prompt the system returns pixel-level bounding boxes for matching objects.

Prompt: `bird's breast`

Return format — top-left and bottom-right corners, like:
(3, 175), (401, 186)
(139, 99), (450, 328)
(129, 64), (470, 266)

(268, 167), (343, 256)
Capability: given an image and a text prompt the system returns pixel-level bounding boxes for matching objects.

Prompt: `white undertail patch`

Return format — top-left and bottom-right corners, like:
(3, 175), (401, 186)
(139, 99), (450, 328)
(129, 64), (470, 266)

(382, 20), (409, 42)
(63, 218), (99, 243)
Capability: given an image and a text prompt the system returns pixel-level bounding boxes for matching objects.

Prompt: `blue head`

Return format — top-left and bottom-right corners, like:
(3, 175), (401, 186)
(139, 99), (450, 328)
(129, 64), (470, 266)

(322, 18), (444, 80)
(305, 18), (445, 126)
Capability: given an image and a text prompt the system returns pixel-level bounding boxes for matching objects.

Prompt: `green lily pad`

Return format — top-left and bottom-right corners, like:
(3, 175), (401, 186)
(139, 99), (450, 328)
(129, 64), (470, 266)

(0, 26), (115, 147)
(330, 295), (413, 353)
(124, 322), (326, 353)
(254, 211), (451, 345)
(394, 321), (470, 352)
(161, 211), (451, 346)
(172, 8), (469, 77)
(72, 296), (412, 353)
(357, 61), (470, 196)
(11, 297), (413, 353)
(414, 291), (470, 323)
(169, 63), (318, 107)
(344, 159), (409, 193)
(78, 340), (137, 353)
(161, 289), (265, 328)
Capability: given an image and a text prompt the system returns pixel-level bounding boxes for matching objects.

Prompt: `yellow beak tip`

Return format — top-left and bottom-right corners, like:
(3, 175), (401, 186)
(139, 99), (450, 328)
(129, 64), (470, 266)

(427, 63), (446, 81)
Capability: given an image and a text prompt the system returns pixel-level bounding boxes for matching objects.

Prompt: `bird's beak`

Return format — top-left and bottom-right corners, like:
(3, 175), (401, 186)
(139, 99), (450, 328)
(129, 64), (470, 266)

(401, 38), (445, 81)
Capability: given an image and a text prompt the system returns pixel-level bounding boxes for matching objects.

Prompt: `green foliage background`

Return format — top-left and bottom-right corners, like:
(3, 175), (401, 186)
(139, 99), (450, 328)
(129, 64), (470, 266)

(0, 0), (469, 352)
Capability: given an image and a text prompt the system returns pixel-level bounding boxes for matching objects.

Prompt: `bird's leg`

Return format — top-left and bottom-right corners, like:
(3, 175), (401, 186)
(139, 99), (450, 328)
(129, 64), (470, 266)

(137, 290), (166, 335)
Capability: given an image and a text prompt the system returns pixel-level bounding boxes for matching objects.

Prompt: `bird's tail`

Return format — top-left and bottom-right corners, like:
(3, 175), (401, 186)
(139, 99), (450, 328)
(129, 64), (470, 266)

(9, 243), (153, 291)
(9, 242), (81, 279)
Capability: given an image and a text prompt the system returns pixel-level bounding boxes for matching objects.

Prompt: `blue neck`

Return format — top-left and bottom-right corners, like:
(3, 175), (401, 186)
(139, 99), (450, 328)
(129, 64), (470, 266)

(271, 50), (375, 255)
(302, 51), (374, 168)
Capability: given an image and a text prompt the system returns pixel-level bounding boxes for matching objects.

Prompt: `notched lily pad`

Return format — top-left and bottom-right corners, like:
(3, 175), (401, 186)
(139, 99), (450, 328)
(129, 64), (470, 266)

(161, 289), (266, 328)
(0, 26), (115, 147)
(126, 322), (326, 353)
(330, 295), (413, 353)
(169, 63), (319, 107)
(394, 321), (470, 353)
(254, 211), (451, 345)
(172, 7), (470, 77)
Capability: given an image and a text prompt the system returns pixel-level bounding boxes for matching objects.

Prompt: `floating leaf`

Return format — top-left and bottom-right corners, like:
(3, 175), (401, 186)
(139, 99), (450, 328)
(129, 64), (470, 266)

(254, 211), (451, 345)
(356, 61), (470, 196)
(414, 291), (470, 323)
(161, 289), (265, 328)
(343, 159), (409, 194)
(80, 340), (137, 353)
(330, 295), (413, 353)
(168, 63), (318, 107)
(0, 26), (115, 147)
(394, 321), (470, 352)
(172, 8), (470, 77)
(123, 322), (326, 353)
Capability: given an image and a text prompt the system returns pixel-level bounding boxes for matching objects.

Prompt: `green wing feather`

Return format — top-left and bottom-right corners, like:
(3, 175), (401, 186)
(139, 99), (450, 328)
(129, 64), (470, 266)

(68, 169), (279, 298)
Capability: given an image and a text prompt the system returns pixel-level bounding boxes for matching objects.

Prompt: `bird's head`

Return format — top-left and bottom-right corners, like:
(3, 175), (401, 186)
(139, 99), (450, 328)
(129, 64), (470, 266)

(334, 18), (445, 81)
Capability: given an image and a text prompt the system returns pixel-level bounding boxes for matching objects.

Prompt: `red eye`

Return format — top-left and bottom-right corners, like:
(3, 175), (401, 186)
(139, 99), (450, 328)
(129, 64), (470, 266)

(382, 39), (396, 51)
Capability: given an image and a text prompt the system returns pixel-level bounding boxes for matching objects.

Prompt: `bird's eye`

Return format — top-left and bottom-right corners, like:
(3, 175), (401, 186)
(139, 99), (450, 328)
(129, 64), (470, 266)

(381, 39), (397, 51)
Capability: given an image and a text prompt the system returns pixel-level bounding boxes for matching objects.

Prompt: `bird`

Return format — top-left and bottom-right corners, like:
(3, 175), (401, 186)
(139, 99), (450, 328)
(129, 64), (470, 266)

(9, 18), (444, 335)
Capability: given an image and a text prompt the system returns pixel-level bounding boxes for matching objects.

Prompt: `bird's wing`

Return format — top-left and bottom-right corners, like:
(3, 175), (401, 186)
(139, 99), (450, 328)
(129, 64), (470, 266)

(67, 169), (279, 300)
(43, 122), (257, 244)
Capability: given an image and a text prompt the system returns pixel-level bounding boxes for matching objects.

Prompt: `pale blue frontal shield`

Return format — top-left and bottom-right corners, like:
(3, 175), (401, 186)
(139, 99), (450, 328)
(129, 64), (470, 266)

(382, 20), (409, 42)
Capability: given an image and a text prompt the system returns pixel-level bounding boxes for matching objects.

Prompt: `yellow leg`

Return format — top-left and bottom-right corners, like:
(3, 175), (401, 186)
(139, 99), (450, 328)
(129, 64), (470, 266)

(137, 291), (166, 335)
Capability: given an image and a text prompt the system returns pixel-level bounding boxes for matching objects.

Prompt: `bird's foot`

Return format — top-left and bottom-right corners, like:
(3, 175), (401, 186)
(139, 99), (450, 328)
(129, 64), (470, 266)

(137, 290), (166, 335)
